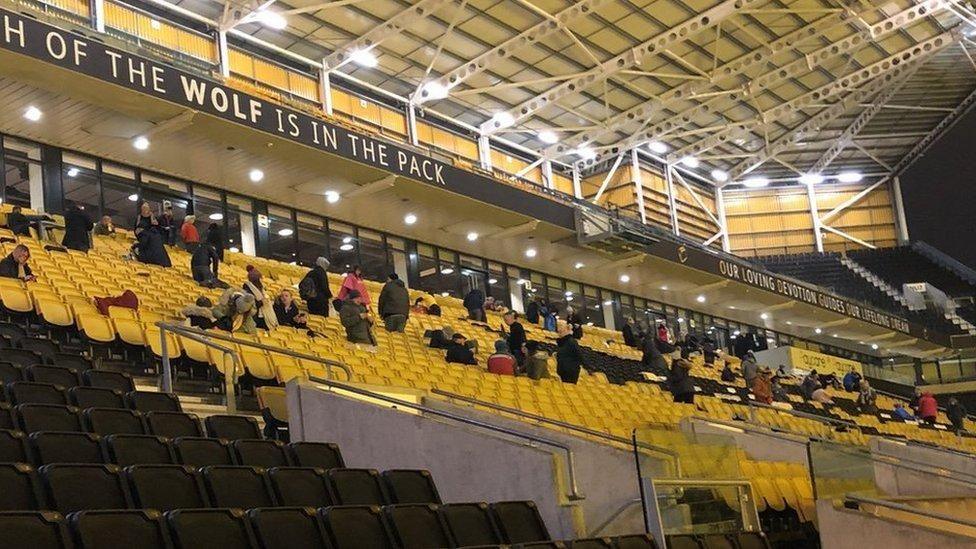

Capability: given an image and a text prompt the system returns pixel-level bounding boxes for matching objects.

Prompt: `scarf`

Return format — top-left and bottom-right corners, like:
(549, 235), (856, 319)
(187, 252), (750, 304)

(244, 280), (278, 330)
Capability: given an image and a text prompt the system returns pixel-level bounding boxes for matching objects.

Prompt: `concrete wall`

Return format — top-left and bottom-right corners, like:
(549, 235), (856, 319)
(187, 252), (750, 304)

(870, 438), (976, 498)
(286, 382), (580, 539)
(816, 499), (976, 549)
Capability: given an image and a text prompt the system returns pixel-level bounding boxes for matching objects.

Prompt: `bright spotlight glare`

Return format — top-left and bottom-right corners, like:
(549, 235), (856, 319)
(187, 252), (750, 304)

(23, 106), (42, 122)
(798, 173), (824, 185)
(575, 147), (596, 161)
(339, 243), (354, 251)
(680, 156), (699, 168)
(760, 313), (769, 320)
(127, 194), (139, 202)
(619, 274), (630, 283)
(66, 168), (79, 178)
(648, 141), (668, 154)
(491, 112), (515, 128)
(538, 130), (558, 144)
(573, 262), (584, 269)
(132, 136), (150, 150)
(209, 213), (224, 221)
(324, 191), (340, 204)
(742, 177), (769, 188)
(349, 49), (378, 68)
(253, 8), (287, 29)
(837, 171), (863, 183)
(710, 169), (728, 182)
(277, 228), (294, 237)
(696, 295), (706, 303)
(422, 81), (449, 100)
(525, 248), (537, 258)
(466, 232), (479, 242)
(248, 169), (264, 183)
(403, 213), (417, 225)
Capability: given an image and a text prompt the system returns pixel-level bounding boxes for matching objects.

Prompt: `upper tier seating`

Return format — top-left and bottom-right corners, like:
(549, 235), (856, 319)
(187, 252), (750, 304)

(849, 246), (976, 298)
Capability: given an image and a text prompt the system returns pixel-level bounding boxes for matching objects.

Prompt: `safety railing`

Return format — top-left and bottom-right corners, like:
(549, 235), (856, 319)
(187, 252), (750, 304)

(745, 398), (860, 431)
(308, 375), (584, 502)
(842, 493), (976, 531)
(431, 388), (682, 477)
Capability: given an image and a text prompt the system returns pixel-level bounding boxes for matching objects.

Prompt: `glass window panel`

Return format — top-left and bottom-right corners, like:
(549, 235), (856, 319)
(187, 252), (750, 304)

(2, 147), (35, 208)
(192, 193), (225, 245)
(296, 216), (327, 267)
(358, 229), (387, 279)
(327, 221), (356, 273)
(225, 193), (252, 213)
(62, 157), (100, 215)
(142, 173), (188, 194)
(268, 212), (297, 264)
(101, 174), (138, 226)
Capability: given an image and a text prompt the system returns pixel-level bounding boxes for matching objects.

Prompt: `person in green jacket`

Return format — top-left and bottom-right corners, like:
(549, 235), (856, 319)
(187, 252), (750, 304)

(340, 289), (376, 345)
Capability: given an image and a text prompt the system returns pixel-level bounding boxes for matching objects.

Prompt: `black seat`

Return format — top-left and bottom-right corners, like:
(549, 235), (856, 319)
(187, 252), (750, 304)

(0, 402), (13, 430)
(7, 382), (67, 406)
(570, 539), (612, 548)
(39, 463), (131, 513)
(613, 534), (659, 548)
(247, 507), (331, 549)
(382, 469), (441, 504)
(520, 543), (567, 548)
(52, 353), (92, 372)
(320, 505), (395, 549)
(232, 439), (290, 468)
(125, 464), (209, 511)
(83, 370), (135, 393)
(0, 361), (24, 384)
(165, 508), (256, 549)
(69, 509), (170, 549)
(385, 504), (453, 549)
(29, 431), (104, 465)
(3, 349), (44, 369)
(201, 465), (275, 508)
(439, 503), (503, 547)
(0, 428), (28, 463)
(17, 404), (84, 433)
(666, 535), (702, 549)
(172, 437), (235, 467)
(0, 322), (27, 345)
(287, 441), (344, 469)
(18, 339), (60, 364)
(126, 391), (182, 413)
(327, 468), (388, 505)
(0, 511), (72, 548)
(102, 434), (174, 466)
(205, 415), (261, 440)
(268, 467), (334, 507)
(146, 411), (203, 438)
(735, 532), (771, 549)
(699, 535), (735, 549)
(69, 386), (126, 410)
(0, 462), (46, 510)
(84, 408), (146, 436)
(27, 366), (80, 389)
(491, 501), (550, 544)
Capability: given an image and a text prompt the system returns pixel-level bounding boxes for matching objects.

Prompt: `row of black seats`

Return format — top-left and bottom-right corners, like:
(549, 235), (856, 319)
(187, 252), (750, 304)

(0, 334), (93, 371)
(0, 362), (134, 393)
(0, 381), (176, 412)
(667, 533), (770, 549)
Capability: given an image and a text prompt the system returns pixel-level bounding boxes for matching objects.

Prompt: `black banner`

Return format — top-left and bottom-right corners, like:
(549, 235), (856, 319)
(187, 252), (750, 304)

(0, 9), (575, 228)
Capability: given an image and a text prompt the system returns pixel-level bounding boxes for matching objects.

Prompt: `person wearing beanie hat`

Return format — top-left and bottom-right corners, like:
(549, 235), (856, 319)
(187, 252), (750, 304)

(242, 265), (278, 330)
(212, 288), (257, 334)
(338, 265), (371, 309)
(300, 256), (333, 316)
(339, 288), (375, 345)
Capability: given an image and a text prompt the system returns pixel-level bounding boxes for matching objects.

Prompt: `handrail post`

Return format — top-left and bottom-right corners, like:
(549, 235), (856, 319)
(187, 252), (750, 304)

(160, 325), (173, 393)
(224, 350), (238, 414)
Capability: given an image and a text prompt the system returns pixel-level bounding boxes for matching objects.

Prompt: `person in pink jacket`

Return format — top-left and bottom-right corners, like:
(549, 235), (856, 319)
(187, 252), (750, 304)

(338, 265), (371, 309)
(917, 392), (939, 424)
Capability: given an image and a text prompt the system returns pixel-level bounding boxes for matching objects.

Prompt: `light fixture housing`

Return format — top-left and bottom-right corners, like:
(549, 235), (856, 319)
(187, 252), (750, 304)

(248, 169), (264, 183)
(573, 262), (585, 269)
(871, 343), (879, 350)
(253, 8), (287, 29)
(696, 295), (706, 303)
(127, 194), (139, 202)
(324, 191), (340, 204)
(403, 213), (417, 225)
(491, 112), (515, 128)
(836, 171), (863, 183)
(466, 232), (479, 242)
(710, 169), (728, 183)
(66, 168), (79, 178)
(132, 136), (150, 150)
(619, 274), (630, 283)
(760, 313), (769, 320)
(538, 130), (558, 144)
(23, 106), (42, 122)
(277, 228), (294, 237)
(440, 267), (454, 275)
(575, 147), (596, 161)
(815, 328), (823, 334)
(488, 278), (498, 284)
(342, 236), (353, 244)
(680, 156), (699, 168)
(339, 243), (354, 251)
(208, 213), (223, 221)
(349, 49), (378, 68)
(422, 81), (449, 100)
(742, 177), (769, 188)
(798, 173), (824, 185)
(525, 248), (537, 258)
(648, 141), (668, 154)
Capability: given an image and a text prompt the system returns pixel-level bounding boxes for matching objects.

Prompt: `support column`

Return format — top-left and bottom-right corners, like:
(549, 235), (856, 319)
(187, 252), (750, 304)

(602, 296), (617, 331)
(217, 31), (230, 78)
(891, 176), (910, 243)
(319, 70), (333, 116)
(406, 105), (419, 146)
(541, 160), (554, 190)
(715, 187), (731, 252)
(252, 201), (271, 258)
(630, 149), (647, 224)
(571, 167), (582, 199)
(477, 134), (492, 171)
(39, 145), (62, 213)
(665, 163), (680, 236)
(805, 182), (824, 252)
(91, 0), (105, 32)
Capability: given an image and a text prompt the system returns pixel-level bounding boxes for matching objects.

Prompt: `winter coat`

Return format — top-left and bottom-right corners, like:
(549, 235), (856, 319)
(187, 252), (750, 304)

(948, 401), (967, 430)
(555, 334), (584, 383)
(273, 300), (304, 328)
(206, 225), (225, 261)
(181, 222), (200, 244)
(918, 393), (938, 419)
(446, 343), (477, 365)
(338, 273), (371, 308)
(843, 371), (862, 392)
(211, 289), (256, 335)
(62, 208), (93, 252)
(525, 301), (540, 324)
(622, 323), (638, 347)
(741, 358), (759, 384)
(303, 266), (332, 315)
(668, 360), (695, 396)
(462, 289), (485, 311)
(0, 254), (30, 280)
(857, 388), (877, 413)
(135, 228), (172, 268)
(566, 313), (584, 339)
(488, 353), (517, 376)
(378, 279), (410, 319)
(181, 305), (215, 330)
(525, 351), (550, 380)
(641, 336), (672, 373)
(340, 300), (375, 345)
(752, 376), (773, 404)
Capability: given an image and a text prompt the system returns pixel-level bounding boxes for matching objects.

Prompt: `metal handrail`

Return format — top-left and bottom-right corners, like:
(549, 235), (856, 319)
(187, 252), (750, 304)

(812, 438), (976, 489)
(745, 399), (859, 430)
(308, 376), (585, 502)
(431, 388), (682, 477)
(843, 493), (976, 530)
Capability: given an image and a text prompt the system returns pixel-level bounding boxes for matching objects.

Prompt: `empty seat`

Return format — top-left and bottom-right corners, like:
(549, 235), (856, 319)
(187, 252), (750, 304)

(383, 469), (441, 504)
(328, 468), (389, 505)
(439, 503), (503, 547)
(232, 439), (290, 468)
(146, 411), (203, 438)
(0, 361), (24, 384)
(27, 366), (80, 389)
(69, 386), (126, 410)
(17, 404), (84, 433)
(84, 408), (146, 436)
(7, 382), (67, 406)
(0, 402), (13, 430)
(287, 441), (344, 469)
(613, 534), (659, 548)
(735, 532), (771, 549)
(40, 463), (131, 513)
(667, 536), (702, 549)
(19, 339), (60, 364)
(29, 431), (104, 465)
(268, 467), (333, 507)
(201, 465), (275, 508)
(0, 463), (46, 510)
(491, 501), (550, 544)
(0, 511), (72, 548)
(205, 415), (261, 440)
(699, 535), (735, 549)
(570, 539), (612, 548)
(3, 349), (44, 369)
(52, 353), (92, 372)
(166, 508), (256, 549)
(0, 428), (28, 463)
(69, 509), (170, 549)
(520, 543), (567, 548)
(320, 505), (395, 549)
(173, 437), (235, 467)
(102, 434), (174, 466)
(125, 464), (209, 511)
(0, 322), (26, 345)
(84, 370), (135, 393)
(247, 507), (331, 549)
(385, 504), (453, 549)
(126, 391), (182, 413)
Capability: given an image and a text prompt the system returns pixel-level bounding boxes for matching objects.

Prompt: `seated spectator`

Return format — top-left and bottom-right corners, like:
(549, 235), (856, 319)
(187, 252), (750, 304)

(180, 215), (200, 251)
(487, 339), (517, 376)
(61, 202), (93, 252)
(892, 403), (915, 421)
(668, 358), (695, 403)
(428, 325), (454, 349)
(720, 362), (736, 383)
(771, 376), (788, 402)
(190, 243), (221, 287)
(243, 265), (278, 331)
(446, 333), (478, 365)
(273, 289), (308, 329)
(856, 380), (877, 413)
(339, 289), (375, 345)
(524, 341), (550, 380)
(918, 392), (938, 424)
(556, 320), (584, 384)
(752, 367), (773, 405)
(182, 296), (215, 330)
(842, 367), (862, 392)
(484, 296), (499, 312)
(819, 372), (842, 390)
(93, 215), (115, 236)
(411, 297), (428, 315)
(641, 333), (673, 374)
(810, 388), (834, 405)
(212, 289), (256, 334)
(6, 206), (49, 237)
(801, 370), (822, 400)
(93, 290), (139, 316)
(338, 265), (371, 310)
(378, 273), (409, 332)
(0, 244), (35, 282)
(428, 303), (442, 316)
(776, 365), (792, 379)
(948, 397), (968, 433)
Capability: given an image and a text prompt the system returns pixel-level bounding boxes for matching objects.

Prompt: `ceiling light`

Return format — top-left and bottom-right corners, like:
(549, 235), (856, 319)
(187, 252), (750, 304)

(680, 156), (699, 168)
(491, 112), (515, 129)
(786, 321), (792, 325)
(575, 147), (596, 161)
(208, 213), (223, 221)
(815, 328), (822, 334)
(733, 330), (740, 336)
(648, 141), (668, 154)
(696, 295), (706, 303)
(836, 171), (862, 183)
(525, 248), (537, 258)
(603, 300), (613, 306)
(566, 296), (573, 301)
(277, 228), (294, 237)
(349, 48), (378, 68)
(564, 291), (573, 297)
(619, 274), (630, 283)
(23, 106), (42, 122)
(538, 130), (558, 144)
(742, 177), (768, 188)
(677, 318), (685, 323)
(832, 333), (838, 338)
(253, 8), (287, 29)
(574, 262), (585, 269)
(710, 169), (728, 183)
(660, 285), (668, 290)
(517, 278), (527, 285)
(127, 194), (139, 202)
(440, 267), (454, 275)
(403, 213), (417, 225)
(760, 313), (769, 320)
(798, 173), (824, 185)
(66, 168), (79, 178)
(466, 232), (479, 242)
(342, 236), (352, 244)
(728, 305), (736, 309)
(132, 136), (150, 150)
(248, 168), (264, 183)
(422, 81), (449, 100)
(488, 278), (497, 284)
(228, 246), (240, 253)
(324, 190), (340, 204)
(339, 243), (354, 251)
(871, 343), (879, 350)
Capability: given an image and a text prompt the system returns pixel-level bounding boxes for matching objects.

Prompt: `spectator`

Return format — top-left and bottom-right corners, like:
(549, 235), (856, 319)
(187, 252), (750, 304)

(622, 318), (638, 347)
(842, 367), (862, 392)
(918, 392), (938, 424)
(525, 297), (541, 325)
(190, 243), (220, 287)
(543, 307), (557, 332)
(212, 289), (256, 334)
(411, 297), (428, 315)
(641, 333), (673, 374)
(819, 372), (842, 391)
(159, 204), (176, 245)
(338, 265), (371, 310)
(300, 257), (332, 317)
(206, 223), (225, 261)
(273, 289), (308, 329)
(93, 215), (115, 236)
(6, 206), (47, 237)
(702, 337), (718, 366)
(61, 202), (93, 252)
(484, 296), (500, 312)
(242, 266), (277, 331)
(0, 244), (35, 282)
(657, 323), (670, 344)
(679, 333), (702, 360)
(752, 367), (773, 405)
(771, 376), (788, 402)
(801, 370), (822, 401)
(741, 351), (759, 389)
(502, 311), (527, 367)
(180, 215), (200, 251)
(133, 203), (171, 267)
(463, 287), (486, 322)
(525, 341), (550, 380)
(134, 201), (158, 234)
(339, 289), (375, 345)
(446, 333), (478, 365)
(857, 380), (877, 413)
(565, 306), (583, 339)
(427, 303), (442, 316)
(378, 273), (409, 332)
(948, 397), (967, 433)
(182, 296), (215, 330)
(810, 388), (834, 405)
(909, 387), (922, 415)
(428, 325), (453, 350)
(893, 403), (915, 421)
(721, 362), (736, 383)
(487, 340), (517, 376)
(555, 321), (584, 384)
(668, 358), (695, 404)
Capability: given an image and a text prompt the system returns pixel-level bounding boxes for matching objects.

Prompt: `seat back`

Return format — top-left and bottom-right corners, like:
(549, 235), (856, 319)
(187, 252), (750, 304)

(83, 370), (135, 393)
(735, 532), (771, 549)
(490, 501), (550, 544)
(7, 382), (67, 406)
(102, 434), (174, 466)
(18, 339), (59, 363)
(84, 408), (146, 436)
(699, 535), (735, 549)
(0, 428), (28, 463)
(201, 465), (275, 508)
(439, 503), (503, 547)
(126, 391), (182, 413)
(39, 463), (131, 513)
(3, 349), (44, 369)
(320, 505), (395, 549)
(0, 463), (46, 511)
(27, 366), (80, 389)
(327, 468), (389, 505)
(0, 511), (72, 548)
(613, 534), (659, 548)
(125, 464), (208, 511)
(145, 411), (203, 438)
(667, 535), (702, 549)
(0, 361), (24, 383)
(17, 404), (84, 433)
(247, 507), (332, 549)
(232, 439), (290, 468)
(68, 386), (125, 410)
(385, 504), (453, 549)
(172, 437), (235, 467)
(287, 441), (344, 469)
(53, 353), (92, 372)
(69, 509), (171, 549)
(570, 539), (613, 548)
(29, 431), (104, 465)
(268, 467), (334, 508)
(382, 469), (441, 504)
(166, 508), (256, 549)
(205, 415), (261, 440)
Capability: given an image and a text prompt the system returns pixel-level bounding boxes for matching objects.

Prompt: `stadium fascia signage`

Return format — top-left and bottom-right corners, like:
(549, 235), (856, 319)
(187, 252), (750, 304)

(0, 9), (574, 228)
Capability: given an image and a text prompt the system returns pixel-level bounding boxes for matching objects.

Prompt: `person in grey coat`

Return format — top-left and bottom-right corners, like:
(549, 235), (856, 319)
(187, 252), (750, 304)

(377, 273), (410, 332)
(741, 351), (759, 387)
(340, 289), (376, 345)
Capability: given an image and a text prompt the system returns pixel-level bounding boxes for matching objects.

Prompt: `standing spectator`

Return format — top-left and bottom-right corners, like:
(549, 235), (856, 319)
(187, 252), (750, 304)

(300, 257), (332, 317)
(843, 367), (862, 392)
(487, 340), (517, 376)
(909, 387), (922, 415)
(918, 392), (938, 424)
(339, 289), (375, 345)
(273, 289), (308, 329)
(948, 397), (967, 433)
(801, 370), (822, 401)
(338, 265), (371, 310)
(565, 306), (583, 339)
(134, 201), (157, 234)
(622, 318), (638, 347)
(543, 307), (557, 332)
(93, 215), (115, 236)
(242, 266), (278, 330)
(752, 367), (773, 404)
(206, 223), (225, 262)
(180, 215), (200, 251)
(378, 273), (409, 332)
(133, 203), (171, 267)
(668, 358), (695, 404)
(525, 341), (550, 380)
(525, 297), (541, 325)
(463, 287), (486, 322)
(0, 244), (35, 281)
(190, 243), (220, 287)
(6, 206), (46, 236)
(702, 337), (718, 366)
(502, 311), (527, 368)
(857, 380), (878, 413)
(61, 202), (93, 252)
(741, 351), (759, 389)
(555, 321), (584, 384)
(446, 333), (478, 365)
(641, 334), (673, 374)
(158, 203), (176, 245)
(657, 323), (670, 344)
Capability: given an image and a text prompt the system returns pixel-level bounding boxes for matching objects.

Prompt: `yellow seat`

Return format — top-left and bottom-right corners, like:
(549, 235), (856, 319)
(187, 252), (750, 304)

(77, 313), (116, 343)
(146, 327), (182, 359)
(114, 318), (147, 347)
(107, 306), (138, 320)
(256, 386), (289, 422)
(241, 350), (276, 381)
(0, 286), (33, 314)
(36, 299), (73, 328)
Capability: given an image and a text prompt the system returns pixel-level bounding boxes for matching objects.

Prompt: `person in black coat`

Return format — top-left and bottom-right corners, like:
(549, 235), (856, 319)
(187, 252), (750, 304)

(641, 334), (674, 374)
(0, 245), (34, 281)
(61, 203), (93, 252)
(206, 223), (225, 262)
(668, 359), (695, 403)
(503, 311), (527, 367)
(622, 318), (638, 347)
(190, 243), (220, 285)
(301, 257), (333, 317)
(446, 333), (478, 365)
(463, 288), (486, 322)
(273, 289), (308, 329)
(555, 322), (584, 384)
(525, 298), (541, 325)
(566, 306), (584, 339)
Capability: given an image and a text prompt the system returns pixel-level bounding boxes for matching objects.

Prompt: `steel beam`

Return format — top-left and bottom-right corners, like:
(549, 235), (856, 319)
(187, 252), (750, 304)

(665, 164), (680, 236)
(715, 187), (730, 251)
(592, 153), (625, 203)
(631, 150), (647, 224)
(889, 82), (976, 176)
(806, 182), (824, 252)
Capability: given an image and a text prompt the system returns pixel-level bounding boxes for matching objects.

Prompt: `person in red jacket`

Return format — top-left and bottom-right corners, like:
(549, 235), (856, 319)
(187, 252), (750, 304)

(917, 392), (939, 424)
